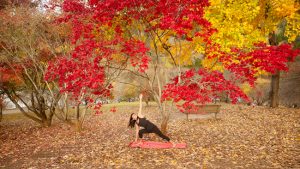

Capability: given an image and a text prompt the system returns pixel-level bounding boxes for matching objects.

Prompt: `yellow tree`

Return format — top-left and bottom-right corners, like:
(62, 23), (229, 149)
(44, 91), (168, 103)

(203, 0), (299, 51)
(200, 0), (300, 107)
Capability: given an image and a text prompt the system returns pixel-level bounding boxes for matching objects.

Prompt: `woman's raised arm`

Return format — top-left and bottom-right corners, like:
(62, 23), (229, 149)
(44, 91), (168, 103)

(138, 93), (143, 117)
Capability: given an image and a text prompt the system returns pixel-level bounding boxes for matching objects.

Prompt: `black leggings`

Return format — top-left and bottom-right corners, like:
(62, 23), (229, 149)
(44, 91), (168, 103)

(138, 126), (170, 141)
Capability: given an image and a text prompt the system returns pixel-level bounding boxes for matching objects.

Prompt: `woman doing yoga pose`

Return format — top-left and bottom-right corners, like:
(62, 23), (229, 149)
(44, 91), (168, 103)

(128, 94), (173, 144)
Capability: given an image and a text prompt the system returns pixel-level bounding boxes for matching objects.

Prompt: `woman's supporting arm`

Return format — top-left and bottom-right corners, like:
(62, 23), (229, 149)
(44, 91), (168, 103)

(135, 123), (139, 142)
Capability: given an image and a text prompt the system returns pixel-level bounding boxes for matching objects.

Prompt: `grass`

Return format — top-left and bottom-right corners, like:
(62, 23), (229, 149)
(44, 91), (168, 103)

(1, 101), (159, 122)
(1, 101), (230, 122)
(1, 113), (29, 121)
(102, 101), (157, 108)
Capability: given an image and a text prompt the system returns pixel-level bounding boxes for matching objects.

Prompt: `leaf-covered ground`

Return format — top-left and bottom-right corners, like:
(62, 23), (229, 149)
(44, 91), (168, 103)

(0, 104), (299, 168)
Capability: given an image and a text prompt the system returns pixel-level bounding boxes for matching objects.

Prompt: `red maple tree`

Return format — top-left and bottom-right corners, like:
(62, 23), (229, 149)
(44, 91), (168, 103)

(46, 0), (300, 115)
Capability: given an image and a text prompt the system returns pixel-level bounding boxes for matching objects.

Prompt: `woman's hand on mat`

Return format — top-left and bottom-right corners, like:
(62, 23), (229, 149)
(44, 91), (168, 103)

(134, 139), (142, 145)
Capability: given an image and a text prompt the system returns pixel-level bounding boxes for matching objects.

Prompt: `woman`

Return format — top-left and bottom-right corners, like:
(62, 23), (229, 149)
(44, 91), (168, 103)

(128, 94), (173, 145)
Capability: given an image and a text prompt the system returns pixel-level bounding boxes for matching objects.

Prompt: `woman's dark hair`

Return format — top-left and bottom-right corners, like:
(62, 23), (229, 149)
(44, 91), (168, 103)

(128, 113), (137, 128)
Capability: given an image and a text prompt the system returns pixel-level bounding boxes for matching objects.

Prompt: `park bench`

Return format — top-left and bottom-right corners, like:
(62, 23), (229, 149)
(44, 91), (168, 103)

(183, 104), (221, 120)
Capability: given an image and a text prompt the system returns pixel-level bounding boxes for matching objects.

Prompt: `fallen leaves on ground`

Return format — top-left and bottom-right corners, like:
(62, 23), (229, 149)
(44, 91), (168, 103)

(0, 104), (299, 168)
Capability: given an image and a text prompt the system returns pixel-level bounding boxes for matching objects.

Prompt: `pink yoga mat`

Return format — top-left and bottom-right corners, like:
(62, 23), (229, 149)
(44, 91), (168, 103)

(129, 140), (187, 149)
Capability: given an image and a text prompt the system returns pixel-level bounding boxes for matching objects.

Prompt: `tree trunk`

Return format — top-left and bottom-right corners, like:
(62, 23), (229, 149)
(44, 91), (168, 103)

(75, 120), (82, 132)
(157, 100), (169, 134)
(160, 114), (168, 134)
(65, 95), (69, 121)
(270, 71), (280, 108)
(0, 105), (2, 122)
(42, 119), (51, 127)
(37, 95), (52, 127)
(47, 107), (55, 126)
(75, 104), (83, 132)
(153, 94), (169, 133)
(268, 32), (281, 108)
(40, 110), (50, 127)
(76, 104), (80, 120)
(41, 111), (52, 127)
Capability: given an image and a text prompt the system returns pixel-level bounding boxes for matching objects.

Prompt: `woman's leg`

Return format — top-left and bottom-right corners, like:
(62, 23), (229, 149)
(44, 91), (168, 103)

(151, 126), (170, 141)
(138, 129), (148, 139)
